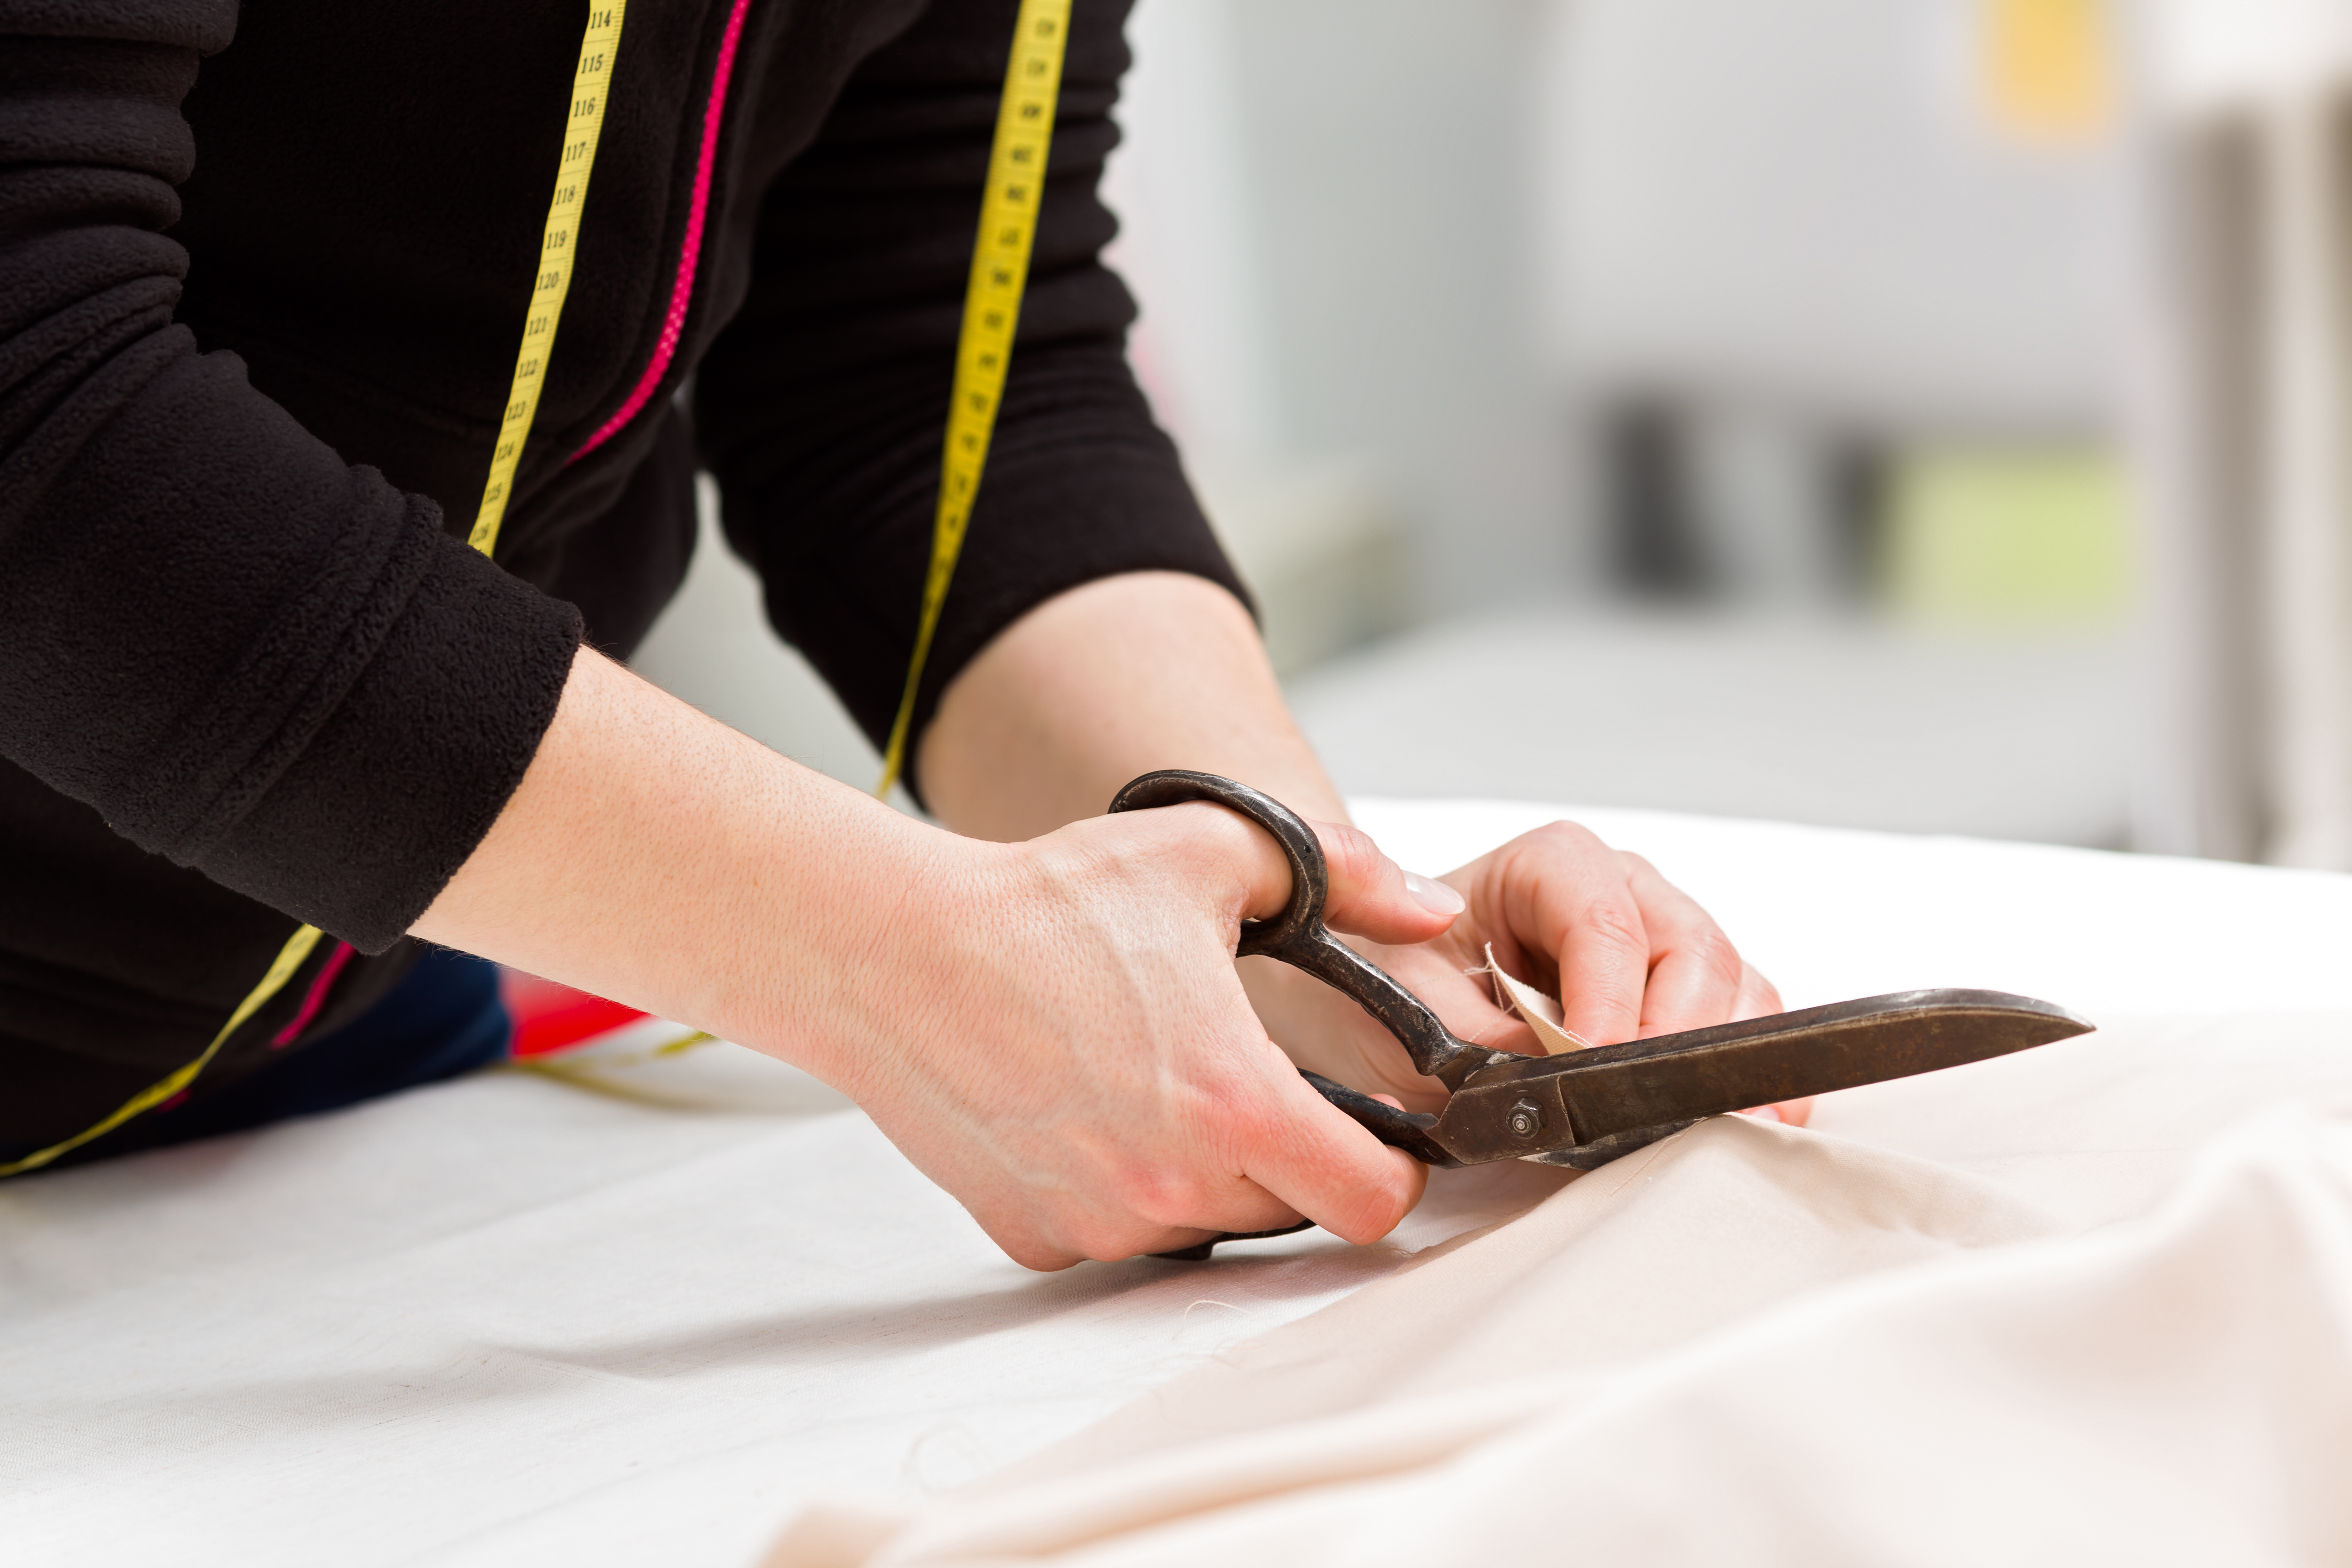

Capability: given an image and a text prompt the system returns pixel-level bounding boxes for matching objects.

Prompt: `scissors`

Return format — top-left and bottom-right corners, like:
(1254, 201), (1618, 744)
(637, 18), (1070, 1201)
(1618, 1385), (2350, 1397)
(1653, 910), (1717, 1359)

(1108, 770), (2095, 1259)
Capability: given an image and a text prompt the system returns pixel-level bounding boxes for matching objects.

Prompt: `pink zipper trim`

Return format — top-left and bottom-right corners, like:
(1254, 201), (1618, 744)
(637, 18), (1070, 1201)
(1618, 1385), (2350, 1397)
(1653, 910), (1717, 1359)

(272, 939), (356, 1049)
(571, 0), (754, 462)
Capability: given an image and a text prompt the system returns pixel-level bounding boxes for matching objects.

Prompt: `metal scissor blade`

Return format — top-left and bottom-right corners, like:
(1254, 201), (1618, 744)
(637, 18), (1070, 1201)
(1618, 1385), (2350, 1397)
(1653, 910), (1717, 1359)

(1428, 989), (2093, 1167)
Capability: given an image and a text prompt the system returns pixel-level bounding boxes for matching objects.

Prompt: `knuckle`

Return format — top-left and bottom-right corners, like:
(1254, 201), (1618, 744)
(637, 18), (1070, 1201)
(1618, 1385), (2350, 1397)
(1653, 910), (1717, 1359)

(994, 1224), (1084, 1273)
(1578, 896), (1648, 958)
(1210, 1078), (1284, 1145)
(1322, 823), (1387, 887)
(1528, 819), (1602, 859)
(1687, 926), (1744, 989)
(1108, 801), (1250, 885)
(1060, 1212), (1155, 1263)
(1106, 1164), (1200, 1228)
(1318, 1172), (1413, 1246)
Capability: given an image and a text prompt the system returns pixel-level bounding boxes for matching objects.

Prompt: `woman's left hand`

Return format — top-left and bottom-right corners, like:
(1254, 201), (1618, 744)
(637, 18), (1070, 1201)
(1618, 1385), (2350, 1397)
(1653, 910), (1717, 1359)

(1244, 818), (1814, 1126)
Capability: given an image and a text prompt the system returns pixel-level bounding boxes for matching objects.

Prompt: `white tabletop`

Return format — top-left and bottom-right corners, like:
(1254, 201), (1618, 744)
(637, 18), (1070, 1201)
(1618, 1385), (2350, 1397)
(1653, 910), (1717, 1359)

(6, 801), (2349, 1567)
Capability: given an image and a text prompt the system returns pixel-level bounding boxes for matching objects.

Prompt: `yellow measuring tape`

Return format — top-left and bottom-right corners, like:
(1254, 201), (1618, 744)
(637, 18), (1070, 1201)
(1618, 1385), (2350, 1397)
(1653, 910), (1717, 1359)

(473, 2), (629, 557)
(6, 0), (1059, 1174)
(0, 925), (326, 1176)
(875, 0), (1071, 798)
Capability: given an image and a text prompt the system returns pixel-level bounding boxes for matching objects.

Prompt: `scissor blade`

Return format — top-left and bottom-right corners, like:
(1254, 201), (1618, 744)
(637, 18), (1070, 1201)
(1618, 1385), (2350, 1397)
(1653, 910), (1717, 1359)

(1432, 989), (2092, 1166)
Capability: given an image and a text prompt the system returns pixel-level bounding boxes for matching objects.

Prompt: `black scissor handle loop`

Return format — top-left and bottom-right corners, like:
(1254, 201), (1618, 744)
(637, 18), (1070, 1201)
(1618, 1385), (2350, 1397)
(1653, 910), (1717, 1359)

(1108, 770), (1490, 1262)
(1107, 770), (1326, 957)
(1107, 770), (1493, 1090)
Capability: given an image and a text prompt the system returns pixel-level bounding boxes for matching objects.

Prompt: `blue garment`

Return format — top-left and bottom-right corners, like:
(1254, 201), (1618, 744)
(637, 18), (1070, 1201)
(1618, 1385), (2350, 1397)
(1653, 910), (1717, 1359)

(40, 948), (510, 1166)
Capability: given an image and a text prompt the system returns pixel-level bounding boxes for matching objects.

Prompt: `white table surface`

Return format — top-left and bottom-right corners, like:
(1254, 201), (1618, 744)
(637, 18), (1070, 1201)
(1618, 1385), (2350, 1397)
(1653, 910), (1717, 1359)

(5, 800), (2349, 1567)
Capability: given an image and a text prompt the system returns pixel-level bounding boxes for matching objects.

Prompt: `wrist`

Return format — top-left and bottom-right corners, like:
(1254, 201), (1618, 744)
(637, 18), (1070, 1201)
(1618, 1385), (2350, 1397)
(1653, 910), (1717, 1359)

(720, 804), (1003, 1101)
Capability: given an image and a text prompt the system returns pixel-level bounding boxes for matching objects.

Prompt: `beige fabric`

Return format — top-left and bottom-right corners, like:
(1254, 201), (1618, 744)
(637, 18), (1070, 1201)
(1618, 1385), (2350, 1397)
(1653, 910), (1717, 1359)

(771, 1015), (2352, 1567)
(1481, 941), (1588, 1053)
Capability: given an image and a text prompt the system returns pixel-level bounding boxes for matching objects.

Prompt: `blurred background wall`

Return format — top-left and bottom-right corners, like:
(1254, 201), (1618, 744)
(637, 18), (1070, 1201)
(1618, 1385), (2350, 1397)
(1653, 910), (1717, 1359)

(635, 0), (2352, 865)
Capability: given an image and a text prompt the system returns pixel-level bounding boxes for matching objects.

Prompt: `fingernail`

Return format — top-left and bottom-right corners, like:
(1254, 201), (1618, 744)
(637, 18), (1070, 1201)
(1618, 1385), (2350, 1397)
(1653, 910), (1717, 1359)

(1739, 1105), (1783, 1123)
(1403, 871), (1465, 917)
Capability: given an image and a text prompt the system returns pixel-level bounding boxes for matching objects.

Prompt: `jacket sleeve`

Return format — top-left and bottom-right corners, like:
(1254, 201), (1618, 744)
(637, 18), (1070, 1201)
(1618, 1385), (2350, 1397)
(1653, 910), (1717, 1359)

(693, 0), (1248, 770)
(0, 0), (582, 953)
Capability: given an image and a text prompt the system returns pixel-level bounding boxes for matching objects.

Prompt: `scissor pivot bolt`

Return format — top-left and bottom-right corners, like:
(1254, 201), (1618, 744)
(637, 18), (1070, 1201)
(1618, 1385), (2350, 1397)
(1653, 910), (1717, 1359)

(1507, 1100), (1544, 1139)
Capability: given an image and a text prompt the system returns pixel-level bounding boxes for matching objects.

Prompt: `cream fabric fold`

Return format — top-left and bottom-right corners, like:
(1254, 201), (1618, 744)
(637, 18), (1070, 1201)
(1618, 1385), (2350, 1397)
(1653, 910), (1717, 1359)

(772, 1020), (2352, 1567)
(1480, 940), (1588, 1053)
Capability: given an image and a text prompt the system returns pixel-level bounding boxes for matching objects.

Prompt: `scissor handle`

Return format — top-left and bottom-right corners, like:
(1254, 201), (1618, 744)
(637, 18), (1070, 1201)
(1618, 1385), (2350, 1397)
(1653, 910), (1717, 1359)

(1107, 770), (1492, 1091)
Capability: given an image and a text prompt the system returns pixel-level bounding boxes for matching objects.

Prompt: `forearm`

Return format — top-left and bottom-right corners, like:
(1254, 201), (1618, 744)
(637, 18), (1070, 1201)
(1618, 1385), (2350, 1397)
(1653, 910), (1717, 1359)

(410, 575), (1334, 1071)
(410, 646), (959, 1092)
(917, 571), (1345, 839)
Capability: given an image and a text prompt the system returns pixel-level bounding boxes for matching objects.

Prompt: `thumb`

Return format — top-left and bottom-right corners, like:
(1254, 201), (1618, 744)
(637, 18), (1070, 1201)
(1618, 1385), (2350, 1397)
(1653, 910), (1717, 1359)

(1311, 820), (1464, 945)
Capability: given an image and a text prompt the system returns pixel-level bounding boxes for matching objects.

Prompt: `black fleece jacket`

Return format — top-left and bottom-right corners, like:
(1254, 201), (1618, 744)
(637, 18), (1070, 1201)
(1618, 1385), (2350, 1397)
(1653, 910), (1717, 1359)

(0, 0), (1243, 1152)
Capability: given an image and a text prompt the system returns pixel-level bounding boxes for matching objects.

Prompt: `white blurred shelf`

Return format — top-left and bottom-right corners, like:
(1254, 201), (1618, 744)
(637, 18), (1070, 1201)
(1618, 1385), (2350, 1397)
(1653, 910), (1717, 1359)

(1288, 608), (2135, 848)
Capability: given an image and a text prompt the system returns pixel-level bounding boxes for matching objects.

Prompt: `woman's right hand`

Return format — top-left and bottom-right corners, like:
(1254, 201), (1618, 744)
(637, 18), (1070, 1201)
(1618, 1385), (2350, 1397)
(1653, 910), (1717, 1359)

(819, 798), (1441, 1269)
